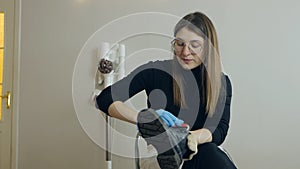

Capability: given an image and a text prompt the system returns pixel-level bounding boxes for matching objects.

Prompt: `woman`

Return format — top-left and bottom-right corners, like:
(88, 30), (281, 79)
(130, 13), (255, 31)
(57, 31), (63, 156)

(96, 12), (237, 169)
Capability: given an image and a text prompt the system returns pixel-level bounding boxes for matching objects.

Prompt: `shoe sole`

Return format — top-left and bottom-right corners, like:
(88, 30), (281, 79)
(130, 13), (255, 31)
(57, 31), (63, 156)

(137, 109), (183, 169)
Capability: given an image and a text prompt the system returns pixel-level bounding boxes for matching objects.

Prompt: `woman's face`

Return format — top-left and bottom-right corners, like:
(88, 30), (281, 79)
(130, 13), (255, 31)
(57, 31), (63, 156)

(174, 27), (205, 70)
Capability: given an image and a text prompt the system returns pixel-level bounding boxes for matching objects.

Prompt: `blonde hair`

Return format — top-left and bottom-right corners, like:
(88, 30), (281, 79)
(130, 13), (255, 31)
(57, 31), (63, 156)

(173, 12), (222, 117)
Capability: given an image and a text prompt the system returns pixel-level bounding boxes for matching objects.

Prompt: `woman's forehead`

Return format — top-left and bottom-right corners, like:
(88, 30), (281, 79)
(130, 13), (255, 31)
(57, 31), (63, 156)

(175, 27), (204, 42)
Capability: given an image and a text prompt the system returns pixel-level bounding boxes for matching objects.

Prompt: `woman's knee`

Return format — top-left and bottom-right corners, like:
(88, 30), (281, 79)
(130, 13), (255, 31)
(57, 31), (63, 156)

(198, 142), (218, 154)
(198, 143), (237, 169)
(189, 143), (219, 161)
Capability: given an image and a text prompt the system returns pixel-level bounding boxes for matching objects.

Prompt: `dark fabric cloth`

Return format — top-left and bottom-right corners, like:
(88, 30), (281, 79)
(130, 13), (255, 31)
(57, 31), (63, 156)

(96, 59), (233, 145)
(182, 143), (237, 169)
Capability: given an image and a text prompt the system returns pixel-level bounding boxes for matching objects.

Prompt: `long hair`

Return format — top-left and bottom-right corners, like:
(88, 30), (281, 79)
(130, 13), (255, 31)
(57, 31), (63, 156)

(173, 12), (222, 117)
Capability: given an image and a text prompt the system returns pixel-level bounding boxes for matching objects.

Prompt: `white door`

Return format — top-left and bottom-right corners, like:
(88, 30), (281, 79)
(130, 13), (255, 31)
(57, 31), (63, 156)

(0, 0), (14, 169)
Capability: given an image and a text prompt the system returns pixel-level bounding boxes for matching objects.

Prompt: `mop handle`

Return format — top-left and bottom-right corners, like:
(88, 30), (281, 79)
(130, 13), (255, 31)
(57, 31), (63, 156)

(106, 115), (112, 169)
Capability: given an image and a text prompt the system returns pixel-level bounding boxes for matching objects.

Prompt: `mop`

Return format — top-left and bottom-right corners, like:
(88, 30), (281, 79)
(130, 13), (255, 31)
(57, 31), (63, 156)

(97, 42), (125, 169)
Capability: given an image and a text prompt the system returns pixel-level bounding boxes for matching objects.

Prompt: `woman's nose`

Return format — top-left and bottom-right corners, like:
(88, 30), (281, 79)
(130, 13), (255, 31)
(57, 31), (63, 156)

(181, 45), (191, 56)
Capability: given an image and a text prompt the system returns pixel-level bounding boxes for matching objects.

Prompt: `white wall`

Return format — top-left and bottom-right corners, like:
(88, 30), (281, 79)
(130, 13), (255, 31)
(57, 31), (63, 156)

(18, 0), (300, 169)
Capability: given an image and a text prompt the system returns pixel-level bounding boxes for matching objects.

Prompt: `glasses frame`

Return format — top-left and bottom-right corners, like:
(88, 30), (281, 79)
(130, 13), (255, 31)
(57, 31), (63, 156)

(171, 38), (203, 54)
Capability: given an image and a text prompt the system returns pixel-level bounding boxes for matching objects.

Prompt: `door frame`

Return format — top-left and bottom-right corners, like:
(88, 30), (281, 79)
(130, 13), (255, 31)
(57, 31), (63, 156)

(11, 0), (21, 169)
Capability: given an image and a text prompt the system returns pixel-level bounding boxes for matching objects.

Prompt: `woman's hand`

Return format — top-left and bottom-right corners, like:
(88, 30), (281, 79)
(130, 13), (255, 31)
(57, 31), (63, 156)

(188, 128), (212, 145)
(155, 109), (184, 127)
(186, 128), (213, 159)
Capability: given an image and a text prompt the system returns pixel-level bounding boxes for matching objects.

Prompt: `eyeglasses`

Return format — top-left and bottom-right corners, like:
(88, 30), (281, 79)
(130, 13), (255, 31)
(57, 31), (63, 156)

(171, 38), (203, 54)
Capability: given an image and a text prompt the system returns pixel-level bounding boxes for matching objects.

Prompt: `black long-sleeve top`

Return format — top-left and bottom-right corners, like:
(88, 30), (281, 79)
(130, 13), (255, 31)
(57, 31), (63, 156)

(96, 59), (232, 145)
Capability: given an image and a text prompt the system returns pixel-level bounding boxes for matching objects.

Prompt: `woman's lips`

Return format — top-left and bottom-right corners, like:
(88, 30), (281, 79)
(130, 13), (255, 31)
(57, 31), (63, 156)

(182, 58), (193, 64)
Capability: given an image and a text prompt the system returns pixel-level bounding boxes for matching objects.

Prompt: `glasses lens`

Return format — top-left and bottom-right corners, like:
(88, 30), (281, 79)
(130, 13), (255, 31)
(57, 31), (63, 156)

(175, 39), (185, 47)
(172, 39), (184, 52)
(190, 40), (202, 49)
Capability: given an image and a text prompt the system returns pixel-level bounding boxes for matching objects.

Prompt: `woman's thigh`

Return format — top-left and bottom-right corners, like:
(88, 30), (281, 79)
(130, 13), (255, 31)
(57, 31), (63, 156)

(182, 143), (237, 169)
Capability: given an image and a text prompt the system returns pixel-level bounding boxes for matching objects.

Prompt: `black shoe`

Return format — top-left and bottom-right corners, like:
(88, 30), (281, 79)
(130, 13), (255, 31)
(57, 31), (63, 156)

(137, 109), (193, 169)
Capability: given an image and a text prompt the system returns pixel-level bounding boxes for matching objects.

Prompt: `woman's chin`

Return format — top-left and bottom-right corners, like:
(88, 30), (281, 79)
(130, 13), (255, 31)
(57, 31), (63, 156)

(176, 57), (201, 70)
(178, 61), (198, 70)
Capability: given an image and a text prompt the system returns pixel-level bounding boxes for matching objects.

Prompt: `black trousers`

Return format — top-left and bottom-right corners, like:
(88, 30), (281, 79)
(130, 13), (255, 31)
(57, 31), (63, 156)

(182, 143), (237, 169)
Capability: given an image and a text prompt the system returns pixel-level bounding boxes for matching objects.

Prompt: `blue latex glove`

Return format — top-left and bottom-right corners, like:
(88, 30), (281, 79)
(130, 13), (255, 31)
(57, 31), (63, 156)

(155, 109), (184, 127)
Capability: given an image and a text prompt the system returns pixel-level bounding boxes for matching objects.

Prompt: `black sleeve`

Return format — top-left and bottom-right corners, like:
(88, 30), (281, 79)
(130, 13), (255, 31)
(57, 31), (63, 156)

(95, 62), (154, 115)
(205, 75), (233, 145)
